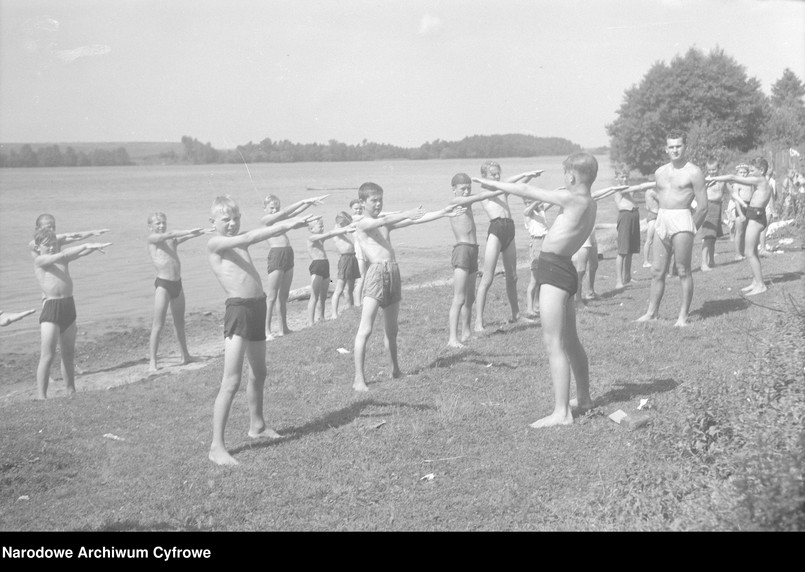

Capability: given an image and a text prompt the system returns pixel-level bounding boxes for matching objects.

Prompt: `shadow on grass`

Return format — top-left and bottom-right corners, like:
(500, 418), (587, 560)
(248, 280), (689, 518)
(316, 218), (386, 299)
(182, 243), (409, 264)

(408, 348), (521, 375)
(690, 297), (750, 320)
(767, 270), (803, 285)
(233, 398), (435, 453)
(595, 377), (678, 408)
(79, 357), (149, 374)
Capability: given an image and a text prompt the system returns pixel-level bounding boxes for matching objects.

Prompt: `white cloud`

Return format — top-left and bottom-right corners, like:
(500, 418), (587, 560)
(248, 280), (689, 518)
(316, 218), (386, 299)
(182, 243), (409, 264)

(418, 13), (442, 36)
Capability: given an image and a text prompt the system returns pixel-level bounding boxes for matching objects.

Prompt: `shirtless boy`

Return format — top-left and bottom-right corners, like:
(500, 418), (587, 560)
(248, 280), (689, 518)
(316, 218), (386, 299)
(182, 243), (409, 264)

(331, 212), (361, 319)
(474, 152), (601, 428)
(730, 164), (754, 260)
(698, 159), (729, 271)
(352, 182), (462, 391)
(0, 308), (36, 327)
(612, 179), (641, 289)
(636, 131), (707, 327)
(261, 194), (327, 339)
(305, 217), (355, 326)
(207, 195), (316, 465)
(474, 162), (543, 331)
(350, 198), (366, 304)
(32, 228), (111, 399)
(523, 197), (549, 318)
(445, 172), (506, 347)
(706, 157), (773, 296)
(146, 213), (207, 372)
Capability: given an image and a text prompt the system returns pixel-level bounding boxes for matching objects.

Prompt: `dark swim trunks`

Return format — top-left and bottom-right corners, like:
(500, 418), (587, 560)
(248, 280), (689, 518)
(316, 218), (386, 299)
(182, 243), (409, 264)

(154, 277), (183, 300)
(451, 242), (479, 274)
(536, 251), (578, 296)
(699, 200), (723, 239)
(39, 297), (77, 332)
(309, 259), (330, 279)
(223, 294), (267, 341)
(746, 206), (768, 229)
(363, 261), (402, 308)
(616, 208), (641, 255)
(266, 246), (294, 274)
(487, 217), (516, 251)
(337, 253), (361, 281)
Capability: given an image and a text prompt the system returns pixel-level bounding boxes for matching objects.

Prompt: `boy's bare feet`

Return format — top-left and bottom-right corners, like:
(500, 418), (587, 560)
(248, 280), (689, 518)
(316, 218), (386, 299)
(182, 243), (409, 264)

(181, 355), (197, 365)
(209, 447), (238, 466)
(569, 398), (594, 415)
(391, 368), (402, 379)
(744, 284), (767, 296)
(636, 313), (658, 323)
(248, 427), (281, 439)
(673, 318), (689, 327)
(148, 362), (160, 373)
(701, 265), (712, 272)
(530, 411), (574, 428)
(353, 380), (369, 392)
(447, 339), (465, 349)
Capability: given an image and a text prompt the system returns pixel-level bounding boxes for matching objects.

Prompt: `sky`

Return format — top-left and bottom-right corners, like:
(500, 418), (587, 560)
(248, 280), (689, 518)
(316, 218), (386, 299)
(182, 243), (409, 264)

(0, 0), (803, 150)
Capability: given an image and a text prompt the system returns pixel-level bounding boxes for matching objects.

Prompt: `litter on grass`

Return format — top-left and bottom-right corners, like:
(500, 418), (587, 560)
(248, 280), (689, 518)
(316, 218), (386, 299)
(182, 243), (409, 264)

(420, 473), (435, 481)
(103, 433), (125, 441)
(336, 348), (350, 354)
(608, 409), (628, 424)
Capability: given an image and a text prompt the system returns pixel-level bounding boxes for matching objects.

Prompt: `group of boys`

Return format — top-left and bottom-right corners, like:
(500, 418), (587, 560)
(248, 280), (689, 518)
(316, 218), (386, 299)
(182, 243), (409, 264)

(21, 131), (778, 465)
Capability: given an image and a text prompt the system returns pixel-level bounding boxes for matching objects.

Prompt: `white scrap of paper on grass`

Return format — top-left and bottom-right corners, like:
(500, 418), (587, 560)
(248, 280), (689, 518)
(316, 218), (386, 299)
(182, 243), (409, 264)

(336, 348), (350, 354)
(608, 410), (628, 424)
(637, 399), (649, 410)
(18, 495), (30, 501)
(420, 473), (435, 481)
(103, 433), (125, 441)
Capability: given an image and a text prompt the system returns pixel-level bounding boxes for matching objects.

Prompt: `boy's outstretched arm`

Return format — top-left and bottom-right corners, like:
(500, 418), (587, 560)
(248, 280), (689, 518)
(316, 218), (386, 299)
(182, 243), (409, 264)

(506, 170), (544, 183)
(210, 215), (319, 252)
(472, 177), (563, 206)
(358, 207), (426, 231)
(591, 185), (630, 201)
(707, 174), (764, 187)
(260, 195), (328, 225)
(308, 224), (356, 243)
(148, 228), (207, 244)
(0, 308), (37, 326)
(452, 190), (504, 207)
(59, 228), (111, 245)
(392, 204), (465, 229)
(35, 242), (112, 267)
(174, 228), (212, 244)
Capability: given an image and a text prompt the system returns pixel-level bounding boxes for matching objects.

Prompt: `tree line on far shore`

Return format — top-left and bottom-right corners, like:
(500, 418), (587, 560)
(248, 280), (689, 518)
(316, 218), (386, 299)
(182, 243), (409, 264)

(0, 144), (133, 168)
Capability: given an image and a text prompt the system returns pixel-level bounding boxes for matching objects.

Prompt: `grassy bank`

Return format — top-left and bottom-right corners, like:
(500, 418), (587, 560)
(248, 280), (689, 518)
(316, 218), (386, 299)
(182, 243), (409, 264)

(0, 227), (803, 531)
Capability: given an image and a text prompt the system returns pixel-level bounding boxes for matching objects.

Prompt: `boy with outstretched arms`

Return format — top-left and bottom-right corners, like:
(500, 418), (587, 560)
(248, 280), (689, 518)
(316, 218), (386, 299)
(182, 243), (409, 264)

(474, 162), (543, 332)
(698, 159), (729, 271)
(730, 164), (754, 260)
(32, 228), (111, 399)
(445, 172), (506, 347)
(331, 212), (361, 319)
(28, 213), (109, 259)
(305, 217), (355, 326)
(474, 152), (601, 427)
(636, 131), (707, 327)
(706, 157), (773, 296)
(352, 182), (463, 391)
(261, 194), (328, 339)
(207, 195), (316, 465)
(0, 308), (36, 327)
(146, 212), (208, 372)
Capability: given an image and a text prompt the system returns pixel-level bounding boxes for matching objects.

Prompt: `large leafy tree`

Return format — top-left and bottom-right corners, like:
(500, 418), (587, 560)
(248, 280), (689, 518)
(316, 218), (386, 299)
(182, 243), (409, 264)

(763, 68), (805, 149)
(607, 48), (768, 175)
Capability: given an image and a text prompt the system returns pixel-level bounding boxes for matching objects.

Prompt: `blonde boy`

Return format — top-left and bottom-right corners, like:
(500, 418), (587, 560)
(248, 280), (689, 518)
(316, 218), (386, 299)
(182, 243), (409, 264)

(474, 152), (602, 428)
(147, 212), (207, 372)
(33, 228), (111, 399)
(305, 217), (355, 326)
(29, 213), (109, 258)
(331, 212), (361, 319)
(352, 182), (462, 391)
(261, 194), (327, 339)
(207, 196), (315, 465)
(446, 173), (507, 347)
(706, 157), (773, 296)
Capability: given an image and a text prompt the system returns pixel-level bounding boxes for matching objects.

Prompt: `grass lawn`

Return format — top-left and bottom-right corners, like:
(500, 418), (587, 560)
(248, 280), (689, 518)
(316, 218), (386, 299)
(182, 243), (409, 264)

(1, 226), (803, 532)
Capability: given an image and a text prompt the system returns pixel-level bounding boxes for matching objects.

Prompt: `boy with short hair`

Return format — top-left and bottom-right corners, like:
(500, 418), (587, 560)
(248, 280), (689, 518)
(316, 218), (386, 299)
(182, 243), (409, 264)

(350, 198), (366, 304)
(261, 194), (327, 339)
(730, 164), (754, 260)
(207, 195), (316, 465)
(474, 162), (543, 331)
(331, 212), (361, 319)
(523, 198), (549, 318)
(32, 228), (112, 399)
(698, 159), (729, 271)
(706, 157), (773, 296)
(146, 212), (208, 372)
(613, 180), (641, 289)
(305, 217), (355, 326)
(352, 182), (462, 391)
(474, 152), (602, 428)
(445, 172), (506, 347)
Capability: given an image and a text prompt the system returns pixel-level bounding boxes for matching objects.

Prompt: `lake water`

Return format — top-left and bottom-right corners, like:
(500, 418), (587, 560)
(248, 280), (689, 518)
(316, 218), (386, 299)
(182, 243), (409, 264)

(0, 155), (619, 352)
